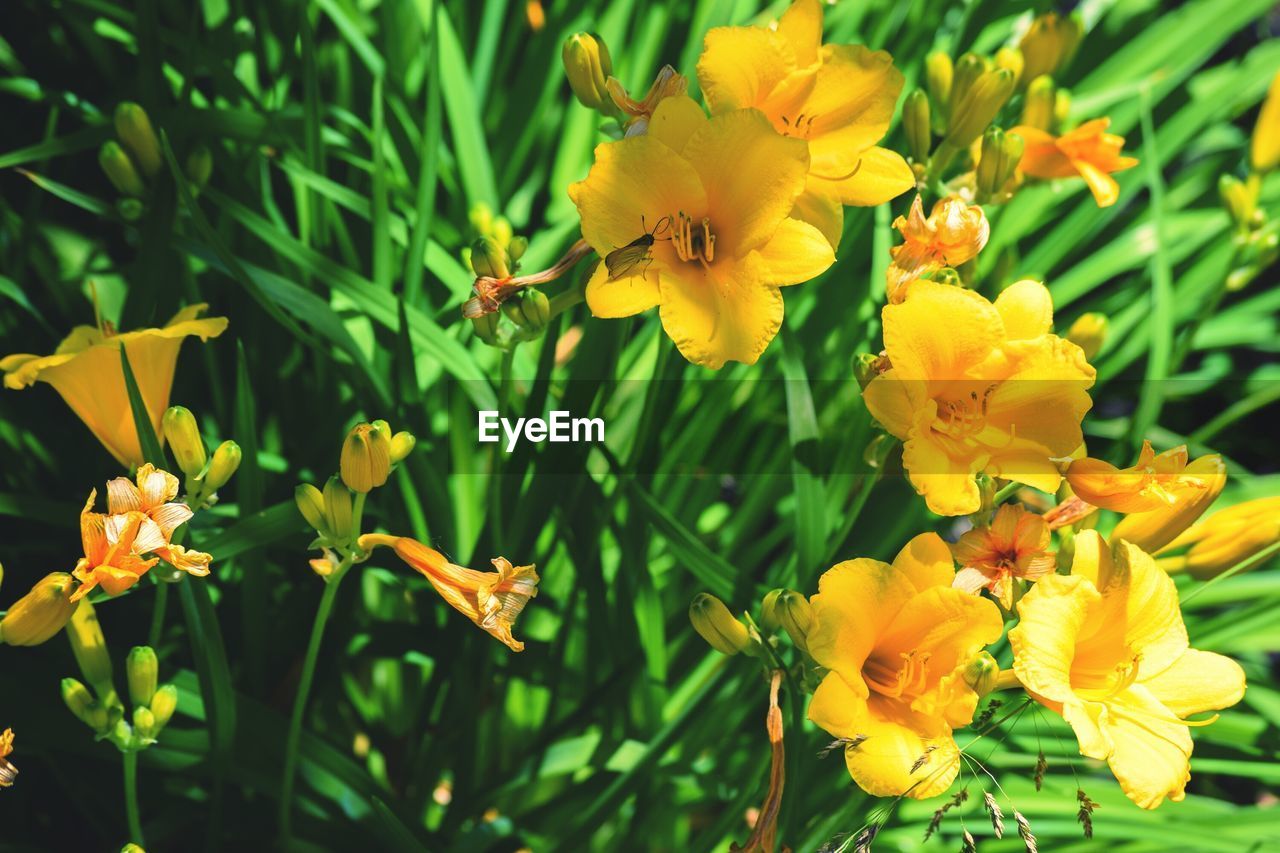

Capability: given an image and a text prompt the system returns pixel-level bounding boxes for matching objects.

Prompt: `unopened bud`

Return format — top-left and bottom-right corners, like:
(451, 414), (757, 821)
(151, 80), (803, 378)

(62, 678), (97, 726)
(389, 431), (416, 464)
(963, 651), (1000, 697)
(1019, 12), (1084, 87)
(1066, 313), (1108, 361)
(977, 127), (1007, 200)
(507, 236), (528, 264)
(162, 406), (206, 478)
(1219, 174), (1258, 229)
(0, 573), (77, 646)
(66, 600), (113, 697)
(504, 289), (551, 331)
(149, 684), (178, 730)
(470, 236), (511, 279)
(121, 845), (146, 853)
(113, 102), (163, 177)
(1020, 75), (1056, 132)
(853, 353), (884, 391)
(946, 69), (1014, 148)
(562, 32), (615, 113)
(323, 475), (354, 544)
(994, 47), (1024, 87)
(925, 52), (954, 124)
(341, 423), (392, 493)
(772, 590), (812, 655)
(929, 267), (962, 287)
(472, 313), (501, 345)
(99, 141), (146, 197)
(904, 89), (931, 163)
(948, 53), (988, 122)
(492, 217), (513, 248)
(132, 706), (157, 741)
(1054, 88), (1072, 126)
(760, 589), (784, 632)
(126, 646), (158, 708)
(295, 483), (327, 533)
(689, 593), (751, 656)
(185, 144), (213, 189)
(117, 198), (144, 221)
(469, 202), (494, 235)
(205, 441), (241, 491)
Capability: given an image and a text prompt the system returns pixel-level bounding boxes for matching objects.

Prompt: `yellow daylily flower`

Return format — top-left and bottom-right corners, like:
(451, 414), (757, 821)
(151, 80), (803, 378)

(1013, 118), (1138, 208)
(1156, 496), (1280, 579)
(72, 490), (162, 600)
(569, 95), (834, 368)
(360, 534), (539, 652)
(1251, 70), (1280, 173)
(862, 279), (1095, 516)
(885, 194), (989, 303)
(105, 464), (212, 577)
(1110, 454), (1227, 553)
(1, 305), (228, 468)
(1010, 531), (1246, 809)
(951, 504), (1055, 609)
(696, 0), (914, 247)
(0, 728), (16, 787)
(1065, 441), (1220, 514)
(807, 533), (1004, 799)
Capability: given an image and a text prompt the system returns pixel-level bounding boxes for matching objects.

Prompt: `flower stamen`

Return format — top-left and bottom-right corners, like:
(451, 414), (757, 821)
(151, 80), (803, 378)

(671, 211), (717, 269)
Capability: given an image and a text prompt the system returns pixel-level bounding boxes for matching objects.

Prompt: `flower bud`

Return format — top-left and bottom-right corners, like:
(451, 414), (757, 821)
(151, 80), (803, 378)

(162, 406), (206, 478)
(341, 423), (392, 493)
(503, 289), (552, 332)
(117, 198), (145, 221)
(904, 89), (931, 163)
(99, 141), (146, 197)
(562, 32), (615, 113)
(948, 53), (988, 121)
(962, 651), (1000, 698)
(185, 144), (213, 190)
(689, 593), (751, 656)
(925, 52), (954, 124)
(1054, 88), (1072, 126)
(472, 313), (501, 345)
(1111, 455), (1227, 552)
(772, 589), (813, 655)
(469, 202), (494, 236)
(977, 127), (1008, 200)
(127, 646), (158, 707)
(323, 475), (354, 544)
(1252, 71), (1280, 172)
(389, 431), (416, 464)
(113, 102), (163, 177)
(0, 573), (77, 646)
(295, 483), (328, 533)
(149, 684), (179, 730)
(853, 353), (885, 391)
(1219, 174), (1258, 229)
(1066, 312), (1108, 361)
(994, 47), (1024, 88)
(66, 599), (114, 697)
(1156, 497), (1280, 579)
(507, 235), (529, 264)
(946, 68), (1014, 148)
(760, 589), (784, 631)
(121, 845), (146, 853)
(132, 706), (158, 741)
(470, 236), (511, 279)
(1019, 12), (1084, 87)
(1020, 75), (1056, 132)
(205, 440), (241, 491)
(62, 677), (97, 726)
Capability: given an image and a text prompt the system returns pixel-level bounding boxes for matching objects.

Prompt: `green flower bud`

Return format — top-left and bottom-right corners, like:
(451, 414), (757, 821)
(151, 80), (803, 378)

(468, 202), (494, 236)
(962, 651), (1000, 698)
(562, 32), (615, 113)
(492, 217), (513, 248)
(204, 440), (241, 491)
(471, 313), (501, 345)
(0, 573), (77, 646)
(162, 406), (206, 478)
(853, 353), (884, 391)
(904, 89), (931, 163)
(185, 144), (213, 189)
(994, 46), (1024, 88)
(99, 141), (146, 197)
(689, 593), (754, 656)
(1020, 75), (1056, 132)
(126, 646), (158, 707)
(132, 706), (157, 741)
(149, 684), (178, 730)
(948, 53), (988, 122)
(62, 678), (97, 726)
(1019, 12), (1084, 87)
(323, 475), (354, 544)
(121, 845), (146, 853)
(503, 289), (551, 332)
(1066, 312), (1109, 361)
(946, 68), (1014, 148)
(507, 235), (529, 264)
(925, 52), (954, 125)
(772, 590), (813, 655)
(66, 599), (113, 697)
(371, 419), (392, 442)
(470, 236), (510, 279)
(760, 589), (784, 632)
(389, 431), (416, 464)
(1054, 88), (1072, 126)
(113, 102), (163, 177)
(295, 483), (328, 533)
(340, 423), (392, 493)
(117, 198), (145, 221)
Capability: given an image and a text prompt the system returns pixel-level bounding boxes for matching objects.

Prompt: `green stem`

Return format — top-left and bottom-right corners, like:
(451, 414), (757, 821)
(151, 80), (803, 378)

(147, 581), (168, 649)
(278, 556), (353, 844)
(123, 749), (144, 845)
(993, 481), (1021, 505)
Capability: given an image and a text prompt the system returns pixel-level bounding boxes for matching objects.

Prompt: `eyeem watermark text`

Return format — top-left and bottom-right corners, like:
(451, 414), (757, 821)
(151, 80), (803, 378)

(478, 410), (605, 452)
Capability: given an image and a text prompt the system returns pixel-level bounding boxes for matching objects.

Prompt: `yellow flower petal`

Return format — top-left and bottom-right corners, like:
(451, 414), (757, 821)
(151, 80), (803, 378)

(753, 217), (835, 286)
(882, 280), (1001, 379)
(657, 257), (782, 369)
(1252, 70), (1280, 172)
(901, 429), (986, 516)
(985, 336), (1095, 457)
(1141, 648), (1246, 718)
(804, 45), (902, 177)
(1111, 454), (1227, 552)
(1073, 157), (1121, 207)
(849, 695), (961, 799)
(874, 586), (1004, 699)
(775, 0), (823, 69)
(1082, 685), (1194, 809)
(861, 369), (916, 439)
(696, 25), (808, 116)
(812, 145), (915, 207)
(890, 532), (955, 592)
(993, 279), (1054, 341)
(583, 259), (660, 318)
(790, 182), (845, 248)
(645, 93), (708, 154)
(808, 557), (916, 679)
(1010, 573), (1099, 706)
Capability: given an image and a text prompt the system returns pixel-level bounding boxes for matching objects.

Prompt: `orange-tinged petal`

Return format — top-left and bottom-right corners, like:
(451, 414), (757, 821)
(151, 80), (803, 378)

(1111, 455), (1227, 552)
(657, 256), (783, 368)
(753, 217), (835, 286)
(583, 259), (661, 318)
(874, 586), (1004, 693)
(1073, 157), (1121, 207)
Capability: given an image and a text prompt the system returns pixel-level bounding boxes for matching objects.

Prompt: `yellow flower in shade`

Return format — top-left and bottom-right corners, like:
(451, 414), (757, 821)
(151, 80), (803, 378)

(807, 533), (1004, 799)
(359, 534), (539, 652)
(569, 95), (834, 368)
(696, 0), (914, 247)
(886, 195), (990, 303)
(862, 279), (1095, 516)
(1155, 497), (1280, 579)
(1017, 12), (1083, 86)
(0, 572), (77, 646)
(71, 490), (163, 600)
(0, 728), (16, 787)
(951, 504), (1055, 609)
(1110, 454), (1227, 553)
(1066, 441), (1217, 514)
(1012, 118), (1139, 208)
(1010, 531), (1246, 809)
(1, 305), (228, 468)
(1251, 71), (1280, 173)
(105, 464), (212, 577)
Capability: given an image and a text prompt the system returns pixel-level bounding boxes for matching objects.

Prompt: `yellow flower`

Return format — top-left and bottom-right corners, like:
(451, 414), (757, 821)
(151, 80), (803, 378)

(696, 0), (914, 246)
(1017, 12), (1083, 86)
(807, 533), (1004, 799)
(1110, 455), (1227, 553)
(0, 728), (16, 788)
(886, 195), (989, 303)
(71, 490), (162, 600)
(0, 572), (77, 646)
(1010, 531), (1246, 809)
(862, 279), (1095, 516)
(359, 535), (539, 652)
(1251, 70), (1280, 173)
(1065, 441), (1217, 514)
(569, 95), (834, 368)
(951, 504), (1055, 609)
(105, 464), (212, 577)
(1156, 497), (1280, 579)
(1, 305), (228, 468)
(1012, 118), (1138, 208)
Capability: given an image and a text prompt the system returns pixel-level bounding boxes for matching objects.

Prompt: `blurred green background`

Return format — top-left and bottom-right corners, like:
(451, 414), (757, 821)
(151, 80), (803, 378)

(1, 0), (1279, 850)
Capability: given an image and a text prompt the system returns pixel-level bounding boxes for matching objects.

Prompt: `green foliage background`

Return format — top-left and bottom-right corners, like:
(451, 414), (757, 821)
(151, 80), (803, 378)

(1, 0), (1279, 850)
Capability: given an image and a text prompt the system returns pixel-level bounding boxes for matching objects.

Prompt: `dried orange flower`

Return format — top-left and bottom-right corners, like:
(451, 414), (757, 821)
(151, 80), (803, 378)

(952, 504), (1055, 608)
(886, 195), (989, 303)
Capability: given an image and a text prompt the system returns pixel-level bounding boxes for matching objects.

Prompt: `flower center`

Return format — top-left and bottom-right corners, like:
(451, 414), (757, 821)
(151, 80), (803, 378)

(670, 211), (717, 269)
(933, 385), (997, 441)
(864, 649), (932, 699)
(778, 113), (817, 139)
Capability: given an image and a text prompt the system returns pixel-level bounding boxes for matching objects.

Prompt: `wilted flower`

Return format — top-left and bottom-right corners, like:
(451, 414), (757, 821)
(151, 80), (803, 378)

(0, 573), (77, 646)
(1066, 442), (1216, 514)
(886, 195), (989, 302)
(0, 729), (16, 788)
(1013, 118), (1138, 207)
(72, 490), (162, 600)
(105, 464), (212, 577)
(952, 504), (1055, 609)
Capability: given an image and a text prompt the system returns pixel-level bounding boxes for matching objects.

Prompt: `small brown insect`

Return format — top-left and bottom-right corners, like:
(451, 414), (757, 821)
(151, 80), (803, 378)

(604, 215), (670, 281)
